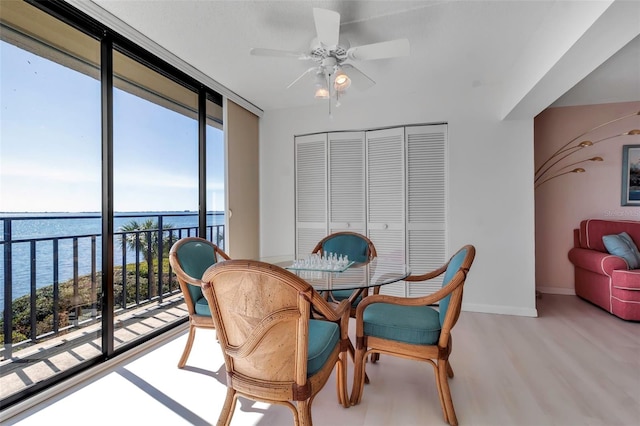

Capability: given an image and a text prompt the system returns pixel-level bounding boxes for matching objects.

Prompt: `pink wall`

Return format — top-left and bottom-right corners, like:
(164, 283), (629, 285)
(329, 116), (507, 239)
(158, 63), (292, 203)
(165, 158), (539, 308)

(534, 101), (640, 293)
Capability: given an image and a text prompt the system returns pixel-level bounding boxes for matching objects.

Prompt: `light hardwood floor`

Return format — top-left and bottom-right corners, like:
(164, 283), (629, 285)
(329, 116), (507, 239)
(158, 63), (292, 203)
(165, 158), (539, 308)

(4, 295), (639, 426)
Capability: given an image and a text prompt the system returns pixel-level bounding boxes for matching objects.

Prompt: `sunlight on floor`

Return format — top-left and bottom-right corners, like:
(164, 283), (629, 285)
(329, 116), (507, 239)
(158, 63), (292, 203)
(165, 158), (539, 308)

(6, 319), (437, 426)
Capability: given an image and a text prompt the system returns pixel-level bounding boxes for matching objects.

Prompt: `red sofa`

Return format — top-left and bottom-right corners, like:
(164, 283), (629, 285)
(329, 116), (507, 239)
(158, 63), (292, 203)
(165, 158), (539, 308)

(568, 219), (640, 321)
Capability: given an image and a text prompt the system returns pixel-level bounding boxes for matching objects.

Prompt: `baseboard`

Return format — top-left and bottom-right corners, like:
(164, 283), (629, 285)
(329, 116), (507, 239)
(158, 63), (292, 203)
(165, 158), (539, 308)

(462, 302), (538, 318)
(537, 286), (576, 295)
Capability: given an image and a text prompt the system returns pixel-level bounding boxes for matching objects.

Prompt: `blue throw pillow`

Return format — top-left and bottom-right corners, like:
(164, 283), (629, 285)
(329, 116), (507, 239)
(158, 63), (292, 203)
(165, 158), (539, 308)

(602, 232), (640, 269)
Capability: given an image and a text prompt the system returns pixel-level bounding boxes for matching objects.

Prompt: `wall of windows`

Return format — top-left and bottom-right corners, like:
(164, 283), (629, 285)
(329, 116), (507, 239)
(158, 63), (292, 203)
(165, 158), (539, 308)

(0, 0), (224, 408)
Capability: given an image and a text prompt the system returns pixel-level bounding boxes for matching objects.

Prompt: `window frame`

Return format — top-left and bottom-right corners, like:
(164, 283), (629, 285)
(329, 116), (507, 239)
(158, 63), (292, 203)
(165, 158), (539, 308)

(1, 0), (223, 408)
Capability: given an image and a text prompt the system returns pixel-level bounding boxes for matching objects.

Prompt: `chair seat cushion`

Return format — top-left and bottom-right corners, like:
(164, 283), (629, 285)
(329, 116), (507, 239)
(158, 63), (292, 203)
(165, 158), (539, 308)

(194, 296), (212, 316)
(363, 303), (441, 345)
(307, 319), (340, 376)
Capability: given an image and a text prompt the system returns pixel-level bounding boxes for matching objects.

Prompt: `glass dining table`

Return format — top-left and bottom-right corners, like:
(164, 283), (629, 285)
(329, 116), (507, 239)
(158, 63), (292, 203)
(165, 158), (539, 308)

(276, 256), (411, 293)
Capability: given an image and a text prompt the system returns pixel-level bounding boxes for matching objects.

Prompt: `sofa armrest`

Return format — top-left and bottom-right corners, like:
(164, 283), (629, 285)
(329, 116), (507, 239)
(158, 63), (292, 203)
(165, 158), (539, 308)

(612, 269), (640, 290)
(568, 247), (629, 277)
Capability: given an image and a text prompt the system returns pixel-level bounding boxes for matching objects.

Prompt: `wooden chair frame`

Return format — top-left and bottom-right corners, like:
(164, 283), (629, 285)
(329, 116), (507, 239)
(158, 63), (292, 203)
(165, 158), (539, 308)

(312, 231), (378, 310)
(169, 237), (230, 368)
(201, 260), (351, 426)
(350, 245), (476, 426)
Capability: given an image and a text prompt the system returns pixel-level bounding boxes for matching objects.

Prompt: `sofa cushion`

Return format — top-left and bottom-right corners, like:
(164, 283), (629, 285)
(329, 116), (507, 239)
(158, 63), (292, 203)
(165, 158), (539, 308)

(603, 232), (640, 269)
(580, 219), (640, 252)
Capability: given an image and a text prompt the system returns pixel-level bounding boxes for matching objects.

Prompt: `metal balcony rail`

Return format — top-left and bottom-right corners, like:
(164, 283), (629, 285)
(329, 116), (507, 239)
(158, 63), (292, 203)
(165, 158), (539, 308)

(1, 212), (224, 359)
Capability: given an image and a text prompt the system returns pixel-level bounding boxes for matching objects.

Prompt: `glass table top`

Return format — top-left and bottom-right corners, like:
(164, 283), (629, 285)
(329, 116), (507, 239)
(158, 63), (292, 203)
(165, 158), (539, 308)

(277, 257), (410, 291)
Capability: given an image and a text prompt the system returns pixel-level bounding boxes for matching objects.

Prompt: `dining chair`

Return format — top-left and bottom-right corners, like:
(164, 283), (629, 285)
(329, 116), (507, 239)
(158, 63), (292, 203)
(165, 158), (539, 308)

(201, 259), (351, 426)
(350, 245), (476, 426)
(311, 231), (377, 315)
(168, 237), (231, 368)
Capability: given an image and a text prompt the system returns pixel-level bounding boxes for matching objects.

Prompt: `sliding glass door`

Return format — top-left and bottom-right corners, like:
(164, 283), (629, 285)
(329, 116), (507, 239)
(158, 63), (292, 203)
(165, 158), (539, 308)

(0, 0), (102, 402)
(111, 49), (199, 349)
(0, 0), (225, 407)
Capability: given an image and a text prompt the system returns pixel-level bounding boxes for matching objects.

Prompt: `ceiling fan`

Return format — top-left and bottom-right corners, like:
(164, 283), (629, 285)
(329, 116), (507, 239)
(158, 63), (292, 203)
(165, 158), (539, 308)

(250, 8), (410, 106)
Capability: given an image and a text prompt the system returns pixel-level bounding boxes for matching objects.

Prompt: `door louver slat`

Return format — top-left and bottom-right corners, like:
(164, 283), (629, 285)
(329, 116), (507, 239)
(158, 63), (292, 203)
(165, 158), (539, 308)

(329, 133), (365, 225)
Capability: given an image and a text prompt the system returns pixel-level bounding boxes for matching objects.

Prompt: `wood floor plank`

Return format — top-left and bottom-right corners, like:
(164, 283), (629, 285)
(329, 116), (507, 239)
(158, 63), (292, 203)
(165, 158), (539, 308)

(5, 295), (639, 426)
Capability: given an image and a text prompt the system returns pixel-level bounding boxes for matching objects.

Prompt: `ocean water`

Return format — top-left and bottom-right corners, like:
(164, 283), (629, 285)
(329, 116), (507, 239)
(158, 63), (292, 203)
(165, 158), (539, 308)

(0, 212), (225, 311)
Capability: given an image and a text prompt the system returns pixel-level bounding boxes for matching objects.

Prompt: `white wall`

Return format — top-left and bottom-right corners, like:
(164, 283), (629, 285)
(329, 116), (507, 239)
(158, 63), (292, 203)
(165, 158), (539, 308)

(259, 87), (538, 317)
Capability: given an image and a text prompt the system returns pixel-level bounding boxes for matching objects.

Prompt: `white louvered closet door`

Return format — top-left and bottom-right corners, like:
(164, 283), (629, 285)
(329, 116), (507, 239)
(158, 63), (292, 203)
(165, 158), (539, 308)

(406, 124), (447, 297)
(366, 127), (406, 297)
(295, 134), (328, 258)
(328, 132), (366, 235)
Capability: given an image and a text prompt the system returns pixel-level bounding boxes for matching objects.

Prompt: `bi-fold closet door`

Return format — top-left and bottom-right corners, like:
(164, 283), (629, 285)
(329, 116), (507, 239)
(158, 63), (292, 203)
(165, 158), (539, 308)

(295, 124), (447, 297)
(295, 131), (366, 258)
(366, 127), (406, 295)
(328, 132), (366, 235)
(295, 133), (328, 257)
(404, 125), (447, 297)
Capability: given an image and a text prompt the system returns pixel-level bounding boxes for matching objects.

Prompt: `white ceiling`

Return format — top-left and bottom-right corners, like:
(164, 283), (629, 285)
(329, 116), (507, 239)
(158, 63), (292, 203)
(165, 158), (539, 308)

(551, 32), (639, 108)
(80, 0), (640, 115)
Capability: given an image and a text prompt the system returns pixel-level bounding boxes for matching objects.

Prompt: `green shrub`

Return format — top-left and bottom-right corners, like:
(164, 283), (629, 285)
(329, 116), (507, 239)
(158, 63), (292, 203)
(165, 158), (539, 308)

(0, 257), (177, 346)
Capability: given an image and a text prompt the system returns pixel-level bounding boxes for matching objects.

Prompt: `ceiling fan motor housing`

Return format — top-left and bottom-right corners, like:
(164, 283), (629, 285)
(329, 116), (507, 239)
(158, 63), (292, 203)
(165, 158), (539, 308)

(309, 37), (350, 63)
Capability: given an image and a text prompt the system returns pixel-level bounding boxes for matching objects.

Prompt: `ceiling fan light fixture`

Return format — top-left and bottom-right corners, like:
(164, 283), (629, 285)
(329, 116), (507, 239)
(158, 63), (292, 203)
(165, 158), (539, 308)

(315, 86), (330, 99)
(334, 68), (351, 91)
(314, 72), (330, 99)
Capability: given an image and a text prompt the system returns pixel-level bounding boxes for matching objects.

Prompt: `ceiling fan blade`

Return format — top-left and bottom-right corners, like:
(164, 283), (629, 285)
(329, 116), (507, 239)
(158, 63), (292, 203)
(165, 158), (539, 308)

(341, 64), (375, 90)
(347, 39), (410, 61)
(313, 8), (340, 48)
(286, 67), (319, 89)
(250, 48), (309, 60)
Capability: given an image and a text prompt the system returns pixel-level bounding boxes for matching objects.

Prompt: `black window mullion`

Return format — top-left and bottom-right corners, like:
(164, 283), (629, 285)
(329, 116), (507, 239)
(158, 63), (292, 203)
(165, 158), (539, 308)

(101, 32), (115, 356)
(199, 88), (207, 237)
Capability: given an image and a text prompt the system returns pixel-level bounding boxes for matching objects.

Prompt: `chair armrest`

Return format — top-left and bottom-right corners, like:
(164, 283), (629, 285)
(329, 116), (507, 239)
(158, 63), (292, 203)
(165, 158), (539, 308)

(311, 292), (351, 322)
(355, 268), (467, 318)
(215, 247), (231, 260)
(311, 294), (351, 344)
(568, 247), (629, 277)
(404, 263), (448, 282)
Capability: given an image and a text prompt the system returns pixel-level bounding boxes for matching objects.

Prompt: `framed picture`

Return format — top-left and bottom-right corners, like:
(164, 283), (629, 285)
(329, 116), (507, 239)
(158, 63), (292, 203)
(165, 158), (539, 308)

(621, 145), (640, 206)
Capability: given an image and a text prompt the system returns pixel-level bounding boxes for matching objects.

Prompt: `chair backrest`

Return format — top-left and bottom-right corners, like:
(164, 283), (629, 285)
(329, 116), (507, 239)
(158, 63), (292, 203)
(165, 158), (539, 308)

(313, 232), (377, 263)
(201, 260), (313, 387)
(169, 237), (229, 310)
(438, 245), (476, 331)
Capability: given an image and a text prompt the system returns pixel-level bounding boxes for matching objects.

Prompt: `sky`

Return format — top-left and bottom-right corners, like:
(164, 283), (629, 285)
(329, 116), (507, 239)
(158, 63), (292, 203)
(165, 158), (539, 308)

(0, 40), (225, 213)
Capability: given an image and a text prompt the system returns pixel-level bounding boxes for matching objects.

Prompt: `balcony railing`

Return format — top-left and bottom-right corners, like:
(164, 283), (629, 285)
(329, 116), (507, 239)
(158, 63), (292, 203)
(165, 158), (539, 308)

(1, 212), (224, 359)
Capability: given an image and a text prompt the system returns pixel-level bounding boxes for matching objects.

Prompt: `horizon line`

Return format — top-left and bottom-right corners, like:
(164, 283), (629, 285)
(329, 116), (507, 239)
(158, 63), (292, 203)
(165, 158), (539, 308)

(0, 210), (225, 214)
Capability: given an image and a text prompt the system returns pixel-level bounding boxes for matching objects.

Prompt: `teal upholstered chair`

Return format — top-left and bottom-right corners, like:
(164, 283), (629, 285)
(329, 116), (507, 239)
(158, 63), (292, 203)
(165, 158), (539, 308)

(169, 237), (230, 368)
(311, 232), (377, 315)
(350, 245), (476, 426)
(200, 260), (351, 425)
